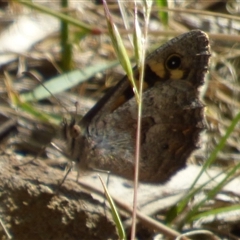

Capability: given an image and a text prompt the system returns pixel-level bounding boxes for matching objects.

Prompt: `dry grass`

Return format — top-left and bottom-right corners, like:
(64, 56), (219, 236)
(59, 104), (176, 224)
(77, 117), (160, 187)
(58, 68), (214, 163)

(0, 1), (240, 239)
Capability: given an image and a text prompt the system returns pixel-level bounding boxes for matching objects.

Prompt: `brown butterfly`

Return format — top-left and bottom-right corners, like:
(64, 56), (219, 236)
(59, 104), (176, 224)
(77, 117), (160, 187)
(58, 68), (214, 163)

(63, 30), (211, 183)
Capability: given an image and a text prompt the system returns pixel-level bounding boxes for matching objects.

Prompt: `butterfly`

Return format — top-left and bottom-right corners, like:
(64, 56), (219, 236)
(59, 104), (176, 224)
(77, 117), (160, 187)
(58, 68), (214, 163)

(63, 30), (211, 183)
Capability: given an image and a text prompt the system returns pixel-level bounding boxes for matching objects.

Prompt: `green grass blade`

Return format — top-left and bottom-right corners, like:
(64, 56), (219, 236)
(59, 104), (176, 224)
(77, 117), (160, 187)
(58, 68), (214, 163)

(60, 0), (72, 71)
(103, 0), (139, 102)
(165, 169), (226, 224)
(166, 111), (240, 226)
(155, 0), (168, 26)
(190, 111), (240, 190)
(186, 163), (240, 224)
(20, 61), (119, 102)
(15, 0), (102, 34)
(192, 204), (240, 221)
(99, 176), (126, 240)
(4, 72), (60, 125)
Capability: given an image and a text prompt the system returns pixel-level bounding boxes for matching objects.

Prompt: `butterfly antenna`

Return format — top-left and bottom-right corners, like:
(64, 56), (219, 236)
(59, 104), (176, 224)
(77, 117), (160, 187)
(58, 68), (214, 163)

(74, 101), (79, 120)
(22, 71), (69, 114)
(22, 71), (74, 187)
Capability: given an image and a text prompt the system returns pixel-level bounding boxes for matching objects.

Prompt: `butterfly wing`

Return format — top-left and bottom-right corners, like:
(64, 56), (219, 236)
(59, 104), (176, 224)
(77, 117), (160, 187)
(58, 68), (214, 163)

(64, 30), (211, 183)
